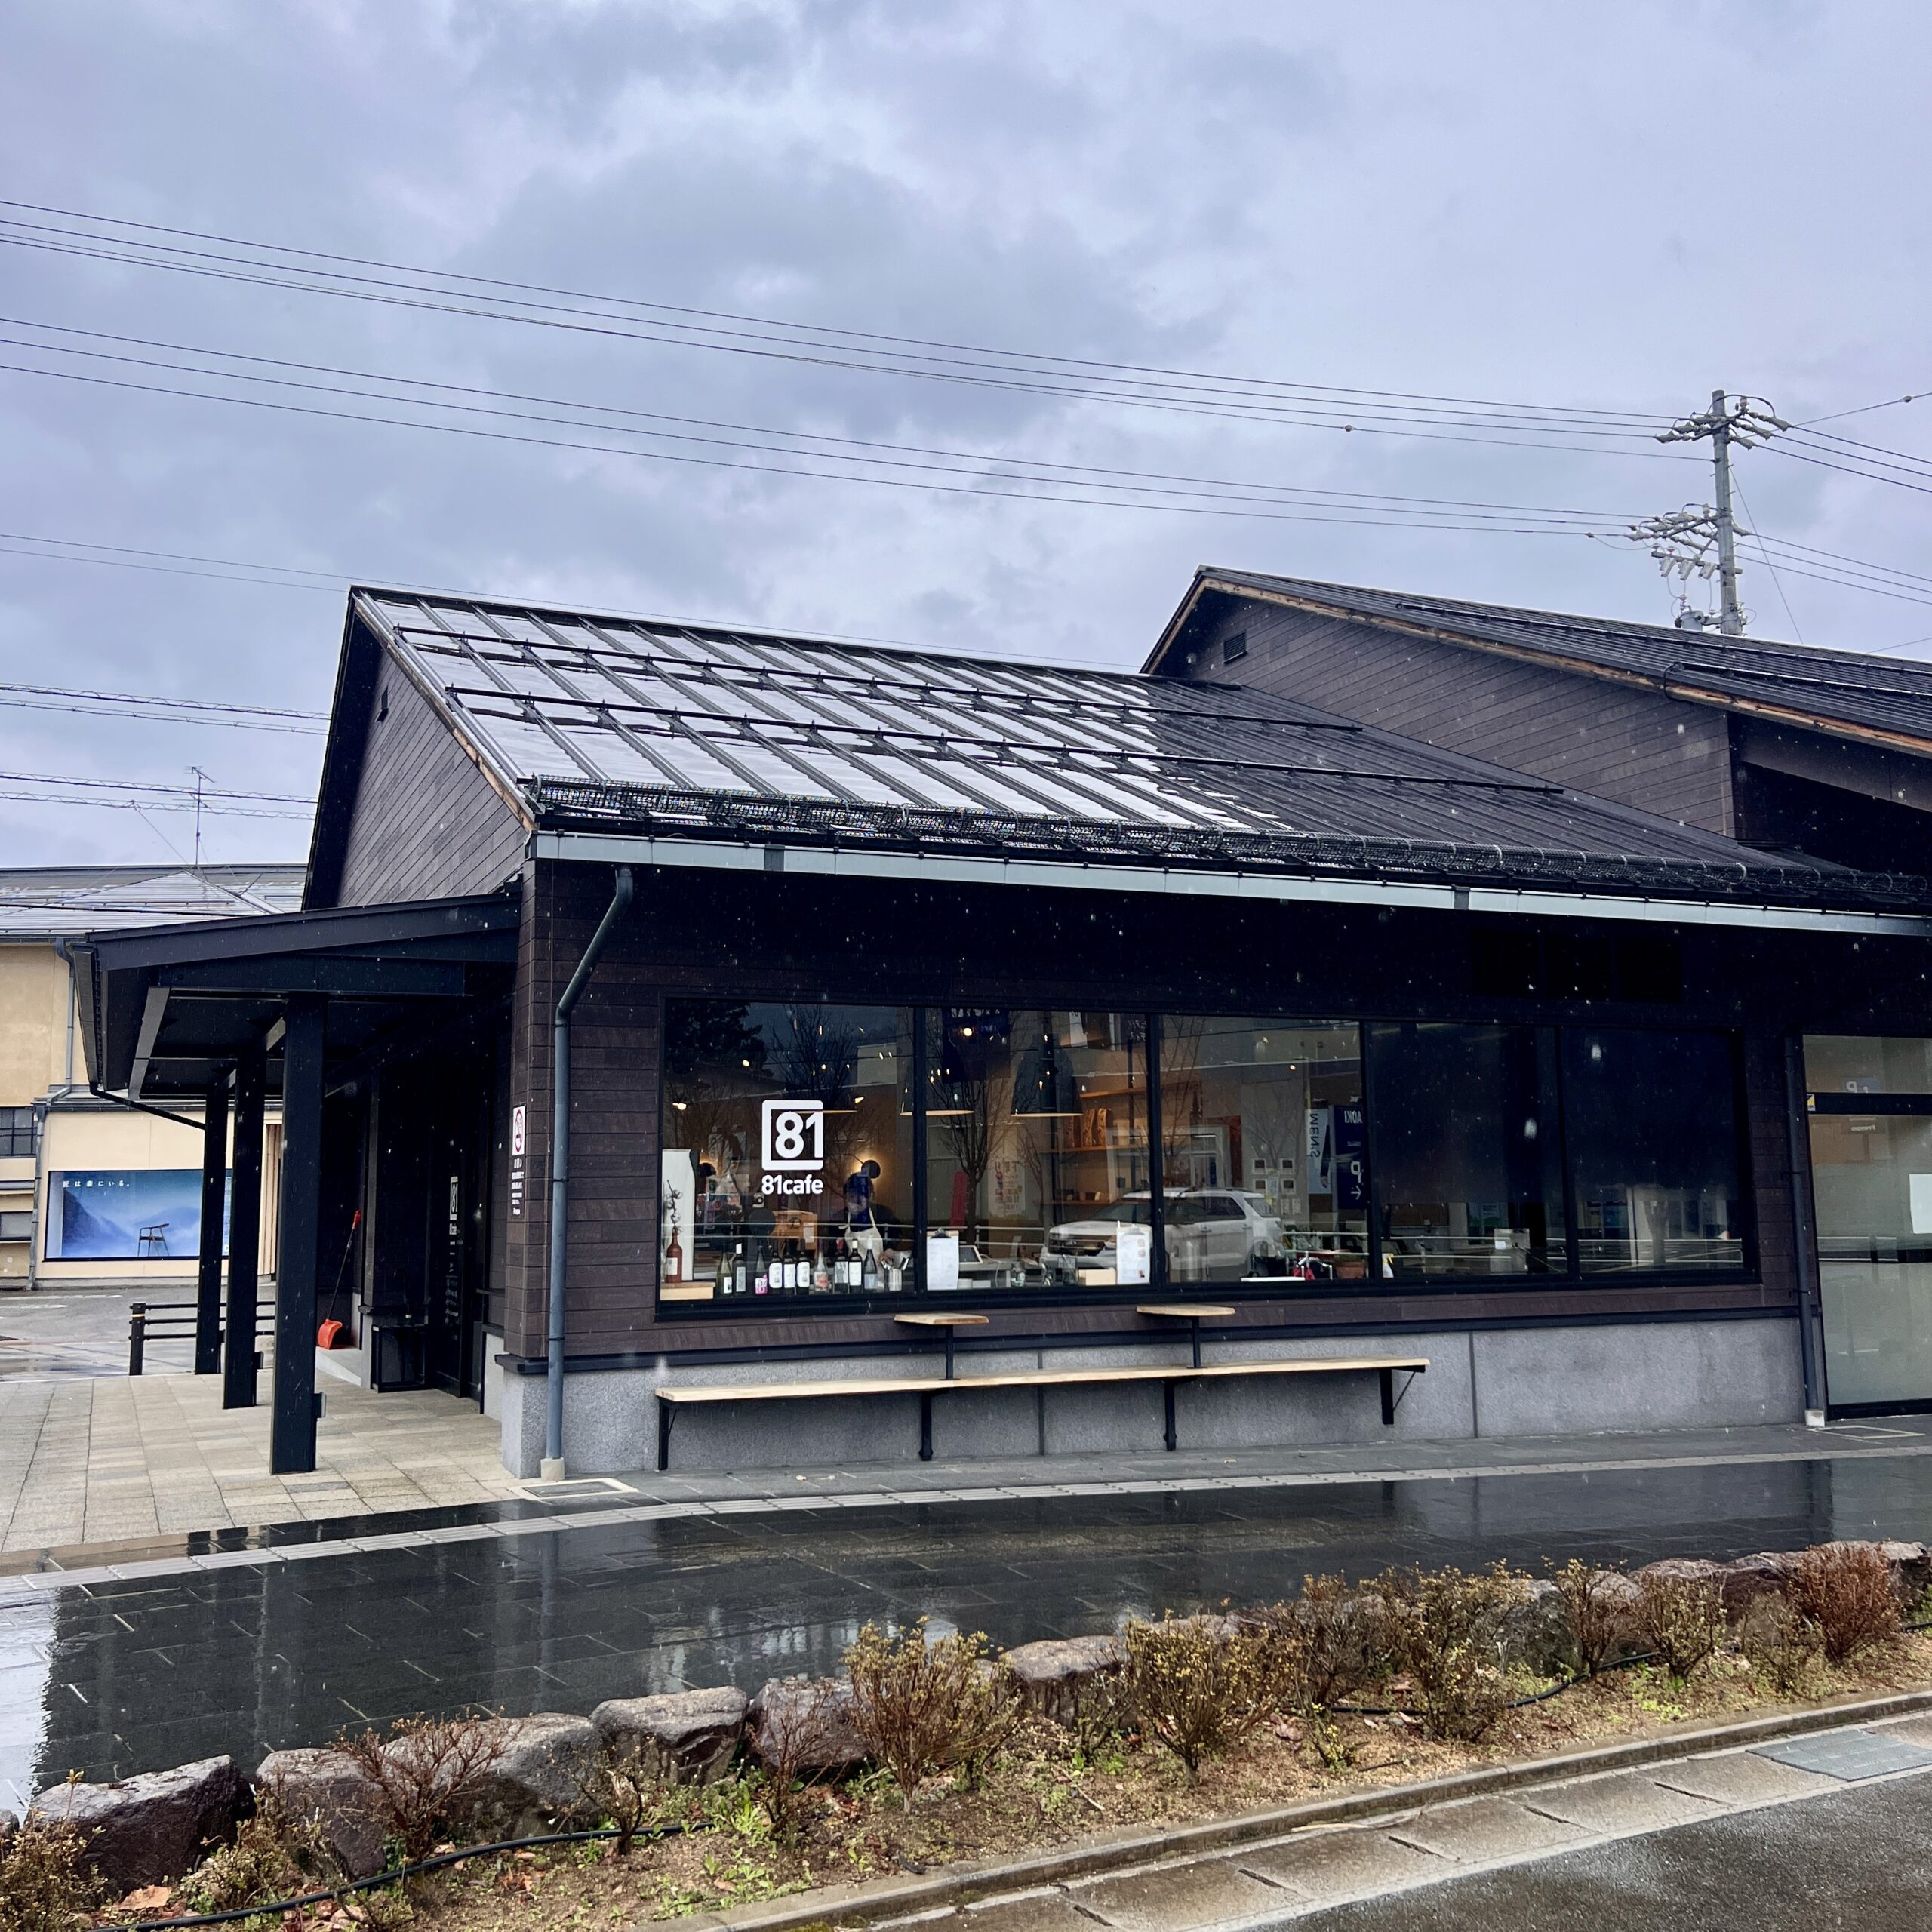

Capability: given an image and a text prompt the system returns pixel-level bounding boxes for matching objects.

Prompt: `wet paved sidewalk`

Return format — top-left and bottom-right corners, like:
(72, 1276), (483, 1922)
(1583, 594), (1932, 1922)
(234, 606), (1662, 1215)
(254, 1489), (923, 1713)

(0, 1351), (520, 1553)
(5, 1441), (1931, 1811)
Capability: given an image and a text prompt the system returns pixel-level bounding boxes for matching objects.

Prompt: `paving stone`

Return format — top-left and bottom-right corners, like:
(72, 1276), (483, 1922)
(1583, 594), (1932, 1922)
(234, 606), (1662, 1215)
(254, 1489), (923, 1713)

(1653, 1748), (1840, 1807)
(956, 1888), (1097, 1930)
(1069, 1857), (1286, 1928)
(1523, 1769), (1725, 1834)
(1388, 1795), (1592, 1863)
(1241, 1827), (1450, 1903)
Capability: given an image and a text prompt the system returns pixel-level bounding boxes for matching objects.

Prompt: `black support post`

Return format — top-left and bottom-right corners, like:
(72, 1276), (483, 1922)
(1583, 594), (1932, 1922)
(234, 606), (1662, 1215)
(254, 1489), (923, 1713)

(223, 1035), (266, 1410)
(272, 993), (326, 1475)
(193, 1072), (229, 1376)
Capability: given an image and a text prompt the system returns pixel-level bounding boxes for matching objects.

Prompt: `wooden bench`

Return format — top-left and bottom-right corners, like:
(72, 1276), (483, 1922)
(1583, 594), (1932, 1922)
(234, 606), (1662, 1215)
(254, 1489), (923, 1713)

(654, 1354), (1428, 1471)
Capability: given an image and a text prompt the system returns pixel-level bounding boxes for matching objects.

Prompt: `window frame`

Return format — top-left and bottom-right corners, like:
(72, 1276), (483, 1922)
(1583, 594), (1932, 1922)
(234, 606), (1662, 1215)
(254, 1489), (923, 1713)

(654, 999), (1760, 1316)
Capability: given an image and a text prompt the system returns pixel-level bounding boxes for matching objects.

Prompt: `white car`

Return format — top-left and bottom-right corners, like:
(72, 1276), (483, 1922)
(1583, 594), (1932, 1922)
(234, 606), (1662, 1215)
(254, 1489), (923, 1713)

(1044, 1191), (1285, 1284)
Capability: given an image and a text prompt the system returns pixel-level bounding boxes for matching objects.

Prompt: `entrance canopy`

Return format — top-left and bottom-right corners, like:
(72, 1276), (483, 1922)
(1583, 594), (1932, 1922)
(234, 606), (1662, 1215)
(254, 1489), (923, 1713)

(72, 891), (518, 1102)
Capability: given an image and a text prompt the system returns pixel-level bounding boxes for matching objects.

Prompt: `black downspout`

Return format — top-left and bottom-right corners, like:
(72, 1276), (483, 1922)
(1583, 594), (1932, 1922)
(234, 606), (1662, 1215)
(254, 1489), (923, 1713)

(544, 867), (633, 1478)
(1783, 1035), (1828, 1424)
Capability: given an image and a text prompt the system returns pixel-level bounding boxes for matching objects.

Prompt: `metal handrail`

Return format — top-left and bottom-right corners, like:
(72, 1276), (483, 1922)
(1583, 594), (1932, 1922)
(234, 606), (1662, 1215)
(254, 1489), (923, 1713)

(128, 1301), (275, 1376)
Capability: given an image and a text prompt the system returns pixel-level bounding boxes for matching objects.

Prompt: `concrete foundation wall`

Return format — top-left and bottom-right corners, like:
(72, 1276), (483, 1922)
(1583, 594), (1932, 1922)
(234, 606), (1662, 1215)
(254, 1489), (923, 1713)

(495, 1315), (1804, 1478)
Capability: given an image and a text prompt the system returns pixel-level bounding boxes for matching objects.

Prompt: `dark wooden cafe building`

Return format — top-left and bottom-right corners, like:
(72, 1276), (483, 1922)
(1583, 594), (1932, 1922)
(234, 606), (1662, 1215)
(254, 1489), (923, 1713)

(71, 583), (1932, 1478)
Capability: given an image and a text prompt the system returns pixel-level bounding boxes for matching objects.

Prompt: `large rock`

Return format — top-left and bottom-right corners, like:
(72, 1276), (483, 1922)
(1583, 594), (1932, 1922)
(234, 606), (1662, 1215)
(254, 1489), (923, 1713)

(30, 1755), (249, 1890)
(256, 1747), (386, 1881)
(1632, 1558), (1730, 1592)
(1715, 1552), (1804, 1618)
(592, 1687), (746, 1785)
(748, 1677), (868, 1774)
(456, 1714), (601, 1836)
(1004, 1635), (1124, 1727)
(1488, 1579), (1580, 1679)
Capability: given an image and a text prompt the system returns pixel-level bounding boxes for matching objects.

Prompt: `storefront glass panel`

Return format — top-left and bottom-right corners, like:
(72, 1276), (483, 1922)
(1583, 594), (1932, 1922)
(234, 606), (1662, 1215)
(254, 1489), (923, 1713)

(1807, 1034), (1932, 1409)
(1159, 1017), (1367, 1282)
(1366, 1024), (1565, 1278)
(661, 1001), (915, 1303)
(1563, 1029), (1743, 1273)
(927, 1009), (1150, 1292)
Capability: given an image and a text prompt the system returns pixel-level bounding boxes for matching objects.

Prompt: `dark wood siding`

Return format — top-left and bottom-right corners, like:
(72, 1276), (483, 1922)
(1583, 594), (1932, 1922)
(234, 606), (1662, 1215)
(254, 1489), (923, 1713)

(1187, 601), (1736, 834)
(334, 654), (530, 907)
(492, 860), (1858, 1368)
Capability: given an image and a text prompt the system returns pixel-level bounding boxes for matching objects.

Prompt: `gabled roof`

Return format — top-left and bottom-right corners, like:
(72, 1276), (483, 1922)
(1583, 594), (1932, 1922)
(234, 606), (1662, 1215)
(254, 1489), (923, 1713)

(0, 863), (305, 940)
(304, 588), (1932, 919)
(1146, 568), (1932, 756)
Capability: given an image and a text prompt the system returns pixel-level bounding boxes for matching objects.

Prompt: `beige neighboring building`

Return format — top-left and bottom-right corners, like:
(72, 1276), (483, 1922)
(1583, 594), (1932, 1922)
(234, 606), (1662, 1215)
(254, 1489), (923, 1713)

(0, 866), (304, 1290)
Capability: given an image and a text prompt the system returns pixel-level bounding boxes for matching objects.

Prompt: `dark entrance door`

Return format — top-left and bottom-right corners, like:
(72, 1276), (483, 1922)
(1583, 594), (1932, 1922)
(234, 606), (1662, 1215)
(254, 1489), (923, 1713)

(425, 1057), (492, 1398)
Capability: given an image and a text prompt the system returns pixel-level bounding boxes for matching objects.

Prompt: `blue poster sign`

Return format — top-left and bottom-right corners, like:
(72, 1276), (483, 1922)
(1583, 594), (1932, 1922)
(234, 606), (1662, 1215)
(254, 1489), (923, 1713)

(45, 1170), (231, 1262)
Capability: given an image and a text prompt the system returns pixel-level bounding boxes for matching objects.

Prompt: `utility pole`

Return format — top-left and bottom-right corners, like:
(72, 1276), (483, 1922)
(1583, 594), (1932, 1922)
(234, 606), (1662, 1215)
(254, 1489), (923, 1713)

(1651, 391), (1787, 635)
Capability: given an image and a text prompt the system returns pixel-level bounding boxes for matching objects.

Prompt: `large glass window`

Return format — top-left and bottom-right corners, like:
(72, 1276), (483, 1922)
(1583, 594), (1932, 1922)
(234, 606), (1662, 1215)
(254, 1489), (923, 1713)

(927, 1009), (1151, 1293)
(661, 1002), (915, 1302)
(1159, 1017), (1367, 1282)
(1367, 1025), (1566, 1278)
(1562, 1029), (1744, 1273)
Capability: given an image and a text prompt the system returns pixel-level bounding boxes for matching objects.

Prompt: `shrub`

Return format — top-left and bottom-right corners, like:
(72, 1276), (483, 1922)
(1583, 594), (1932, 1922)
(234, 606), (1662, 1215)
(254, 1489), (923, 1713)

(1632, 1571), (1728, 1681)
(1739, 1592), (1823, 1694)
(336, 1711), (509, 1864)
(0, 1817), (104, 1932)
(1791, 1545), (1902, 1664)
(1117, 1615), (1290, 1783)
(747, 1681), (844, 1841)
(1295, 1574), (1398, 1707)
(1546, 1558), (1634, 1676)
(1374, 1564), (1522, 1743)
(180, 1789), (337, 1915)
(844, 1621), (1024, 1803)
(571, 1743), (672, 1855)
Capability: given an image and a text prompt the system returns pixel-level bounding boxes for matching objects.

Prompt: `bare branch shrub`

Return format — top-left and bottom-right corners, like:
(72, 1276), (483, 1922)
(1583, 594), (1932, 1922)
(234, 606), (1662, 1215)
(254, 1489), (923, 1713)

(335, 1712), (509, 1864)
(1545, 1558), (1634, 1676)
(1295, 1573), (1398, 1707)
(1632, 1571), (1728, 1681)
(1791, 1545), (1902, 1664)
(748, 1680), (844, 1842)
(1117, 1616), (1288, 1784)
(0, 1815), (104, 1932)
(1739, 1592), (1823, 1694)
(1374, 1564), (1521, 1743)
(1233, 1604), (1313, 1715)
(570, 1743), (672, 1856)
(844, 1621), (1023, 1802)
(180, 1789), (340, 1915)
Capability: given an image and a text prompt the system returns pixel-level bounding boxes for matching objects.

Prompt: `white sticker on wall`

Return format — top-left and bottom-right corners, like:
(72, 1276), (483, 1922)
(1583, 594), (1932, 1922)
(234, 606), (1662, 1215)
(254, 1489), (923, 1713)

(1910, 1173), (1932, 1235)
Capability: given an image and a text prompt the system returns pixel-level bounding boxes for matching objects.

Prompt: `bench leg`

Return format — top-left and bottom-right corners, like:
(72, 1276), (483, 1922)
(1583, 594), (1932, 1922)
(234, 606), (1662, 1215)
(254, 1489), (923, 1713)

(1379, 1367), (1395, 1426)
(657, 1398), (673, 1472)
(1190, 1318), (1202, 1371)
(920, 1390), (934, 1463)
(1164, 1378), (1178, 1452)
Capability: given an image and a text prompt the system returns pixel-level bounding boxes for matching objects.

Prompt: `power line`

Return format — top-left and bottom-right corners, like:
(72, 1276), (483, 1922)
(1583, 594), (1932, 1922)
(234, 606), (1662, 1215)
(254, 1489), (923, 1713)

(0, 198), (1675, 432)
(1794, 391), (1922, 427)
(0, 679), (326, 732)
(0, 315), (1653, 525)
(0, 358), (1644, 537)
(0, 224), (1700, 460)
(0, 770), (313, 819)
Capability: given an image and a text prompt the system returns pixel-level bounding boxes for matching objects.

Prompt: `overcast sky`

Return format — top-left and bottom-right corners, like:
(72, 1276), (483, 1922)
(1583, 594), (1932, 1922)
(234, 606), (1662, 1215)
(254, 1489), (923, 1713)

(1, 0), (1928, 866)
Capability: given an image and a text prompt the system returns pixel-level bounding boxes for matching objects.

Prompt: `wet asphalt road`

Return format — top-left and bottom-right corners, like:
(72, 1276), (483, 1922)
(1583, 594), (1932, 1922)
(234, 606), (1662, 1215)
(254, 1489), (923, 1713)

(5, 1447), (1931, 1805)
(1275, 1775), (1932, 1930)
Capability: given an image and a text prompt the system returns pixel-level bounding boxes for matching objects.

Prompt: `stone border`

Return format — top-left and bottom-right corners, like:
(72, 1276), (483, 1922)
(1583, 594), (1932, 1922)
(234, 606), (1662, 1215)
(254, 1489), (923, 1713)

(691, 1686), (1932, 1930)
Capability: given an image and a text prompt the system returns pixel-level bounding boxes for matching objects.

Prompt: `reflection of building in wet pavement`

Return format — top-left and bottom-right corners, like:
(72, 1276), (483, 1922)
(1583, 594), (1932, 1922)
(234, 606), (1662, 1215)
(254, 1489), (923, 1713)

(15, 1446), (1924, 1798)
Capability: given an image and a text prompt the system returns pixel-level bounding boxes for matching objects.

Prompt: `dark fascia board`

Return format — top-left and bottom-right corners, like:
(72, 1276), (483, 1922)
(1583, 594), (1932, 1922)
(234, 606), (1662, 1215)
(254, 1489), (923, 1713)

(85, 891), (518, 975)
(155, 956), (471, 997)
(1145, 571), (1932, 763)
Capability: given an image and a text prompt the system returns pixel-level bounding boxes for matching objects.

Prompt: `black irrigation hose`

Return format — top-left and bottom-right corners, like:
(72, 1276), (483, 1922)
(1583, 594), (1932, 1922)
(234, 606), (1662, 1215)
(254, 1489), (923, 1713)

(94, 1820), (698, 1932)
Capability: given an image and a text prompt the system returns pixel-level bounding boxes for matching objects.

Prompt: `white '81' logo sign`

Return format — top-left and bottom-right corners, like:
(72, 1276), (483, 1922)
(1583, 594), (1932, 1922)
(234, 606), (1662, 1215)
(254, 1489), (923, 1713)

(761, 1100), (825, 1171)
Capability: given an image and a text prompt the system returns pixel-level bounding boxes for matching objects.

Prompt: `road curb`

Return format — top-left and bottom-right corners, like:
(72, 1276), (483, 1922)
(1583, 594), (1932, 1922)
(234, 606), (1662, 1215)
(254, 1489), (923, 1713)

(681, 1684), (1932, 1930)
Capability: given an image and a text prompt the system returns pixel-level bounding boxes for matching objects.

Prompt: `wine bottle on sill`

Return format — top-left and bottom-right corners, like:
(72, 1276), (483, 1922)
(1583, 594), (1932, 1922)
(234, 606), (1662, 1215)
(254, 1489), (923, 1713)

(665, 1229), (684, 1282)
(733, 1244), (747, 1296)
(861, 1247), (879, 1293)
